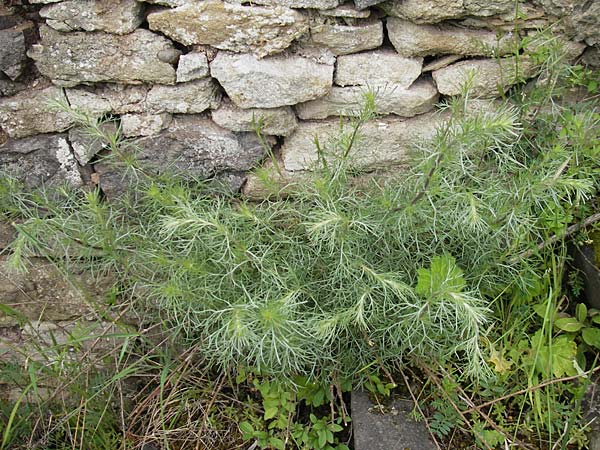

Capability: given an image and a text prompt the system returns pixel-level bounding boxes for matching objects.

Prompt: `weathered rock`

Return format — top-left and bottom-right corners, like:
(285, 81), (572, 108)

(0, 22), (33, 81)
(235, 0), (342, 8)
(387, 18), (514, 58)
(422, 55), (462, 72)
(582, 47), (600, 68)
(536, 0), (600, 46)
(146, 79), (221, 114)
(40, 0), (144, 35)
(121, 113), (172, 137)
(176, 51), (210, 82)
(136, 0), (188, 6)
(335, 50), (422, 89)
(432, 57), (538, 98)
(320, 3), (371, 18)
(0, 85), (73, 139)
(68, 122), (118, 165)
(0, 256), (110, 327)
(212, 101), (298, 136)
(282, 111), (445, 171)
(0, 222), (16, 249)
(382, 0), (513, 23)
(352, 391), (437, 450)
(296, 79), (438, 119)
(65, 84), (150, 115)
(210, 53), (333, 108)
(28, 26), (177, 87)
(148, 1), (308, 58)
(96, 116), (266, 197)
(310, 20), (383, 55)
(354, 0), (387, 9)
(0, 134), (82, 188)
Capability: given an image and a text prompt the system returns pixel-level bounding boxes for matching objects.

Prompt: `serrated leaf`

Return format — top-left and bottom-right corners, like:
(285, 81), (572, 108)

(415, 253), (465, 299)
(582, 328), (600, 349)
(554, 317), (583, 332)
(576, 303), (588, 323)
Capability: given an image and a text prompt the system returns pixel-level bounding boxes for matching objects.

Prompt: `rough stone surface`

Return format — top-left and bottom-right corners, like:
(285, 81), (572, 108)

(176, 51), (210, 82)
(382, 0), (513, 23)
(282, 111), (445, 171)
(422, 55), (462, 72)
(352, 391), (437, 450)
(28, 26), (177, 87)
(234, 0), (342, 8)
(0, 256), (109, 327)
(210, 53), (333, 108)
(387, 18), (514, 58)
(536, 0), (600, 46)
(0, 85), (73, 139)
(68, 122), (117, 165)
(432, 57), (538, 98)
(320, 4), (371, 18)
(40, 0), (144, 35)
(212, 101), (298, 136)
(0, 22), (33, 81)
(0, 222), (15, 250)
(148, 1), (308, 58)
(121, 113), (172, 137)
(310, 20), (383, 55)
(96, 116), (266, 197)
(335, 50), (422, 89)
(65, 84), (150, 115)
(296, 79), (438, 119)
(146, 79), (222, 114)
(354, 0), (387, 10)
(0, 134), (82, 188)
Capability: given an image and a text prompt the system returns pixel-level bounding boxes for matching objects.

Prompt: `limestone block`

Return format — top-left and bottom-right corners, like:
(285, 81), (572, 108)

(40, 0), (144, 35)
(68, 122), (118, 165)
(212, 101), (298, 136)
(176, 51), (210, 82)
(210, 53), (333, 108)
(432, 57), (538, 98)
(387, 19), (514, 58)
(0, 134), (82, 188)
(121, 113), (172, 137)
(65, 84), (151, 115)
(146, 79), (222, 114)
(0, 22), (33, 80)
(282, 112), (446, 171)
(0, 256), (110, 327)
(28, 26), (177, 87)
(320, 3), (371, 18)
(148, 1), (308, 58)
(95, 116), (266, 197)
(310, 20), (383, 55)
(382, 0), (513, 23)
(353, 0), (387, 10)
(234, 0), (342, 8)
(335, 50), (422, 89)
(0, 85), (73, 139)
(295, 79), (438, 119)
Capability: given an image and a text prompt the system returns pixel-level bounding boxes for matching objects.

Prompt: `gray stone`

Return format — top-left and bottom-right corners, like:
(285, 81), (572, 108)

(382, 0), (513, 23)
(0, 22), (33, 81)
(146, 79), (222, 114)
(432, 57), (538, 98)
(68, 122), (118, 165)
(176, 51), (210, 82)
(282, 111), (445, 171)
(234, 0), (342, 8)
(148, 1), (308, 58)
(121, 113), (172, 137)
(582, 47), (600, 68)
(352, 391), (437, 450)
(320, 3), (371, 18)
(212, 101), (298, 136)
(296, 79), (438, 119)
(0, 85), (73, 139)
(536, 0), (600, 46)
(210, 53), (333, 108)
(136, 0), (188, 6)
(0, 134), (82, 188)
(422, 55), (463, 73)
(0, 222), (15, 249)
(387, 18), (514, 58)
(65, 84), (151, 115)
(335, 50), (422, 89)
(28, 26), (177, 87)
(96, 116), (266, 197)
(40, 0), (144, 35)
(310, 19), (383, 55)
(353, 0), (387, 9)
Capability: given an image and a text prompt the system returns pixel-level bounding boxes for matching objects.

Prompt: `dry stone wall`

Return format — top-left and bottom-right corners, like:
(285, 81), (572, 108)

(0, 0), (599, 389)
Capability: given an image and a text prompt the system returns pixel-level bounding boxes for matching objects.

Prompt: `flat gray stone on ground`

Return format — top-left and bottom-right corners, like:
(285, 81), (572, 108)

(352, 390), (437, 450)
